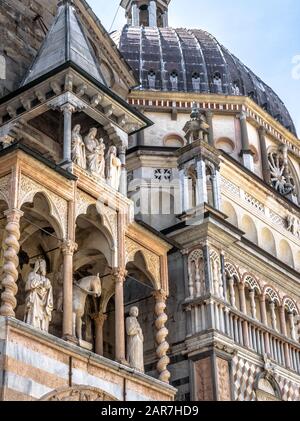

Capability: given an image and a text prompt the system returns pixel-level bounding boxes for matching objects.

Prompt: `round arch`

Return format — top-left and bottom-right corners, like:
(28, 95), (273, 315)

(260, 227), (277, 256)
(278, 240), (294, 268)
(222, 201), (238, 226)
(241, 215), (258, 244)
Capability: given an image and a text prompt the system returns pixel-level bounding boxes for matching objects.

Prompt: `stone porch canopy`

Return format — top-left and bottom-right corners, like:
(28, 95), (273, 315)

(0, 0), (153, 165)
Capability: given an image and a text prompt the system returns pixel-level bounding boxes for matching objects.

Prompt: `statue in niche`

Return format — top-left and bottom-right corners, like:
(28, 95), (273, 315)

(71, 125), (86, 169)
(126, 306), (144, 373)
(106, 146), (121, 191)
(24, 258), (53, 332)
(72, 274), (102, 340)
(84, 128), (106, 178)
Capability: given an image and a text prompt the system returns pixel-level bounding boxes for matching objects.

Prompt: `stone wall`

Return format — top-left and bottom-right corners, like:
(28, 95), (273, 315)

(0, 317), (176, 401)
(0, 0), (57, 97)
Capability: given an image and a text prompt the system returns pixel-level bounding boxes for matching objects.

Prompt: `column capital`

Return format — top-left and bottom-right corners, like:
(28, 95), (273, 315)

(4, 208), (24, 221)
(153, 289), (168, 302)
(258, 126), (266, 136)
(92, 313), (108, 324)
(48, 92), (87, 113)
(239, 110), (248, 120)
(180, 248), (190, 256)
(61, 239), (78, 256)
(117, 144), (127, 155)
(60, 103), (76, 114)
(238, 282), (245, 291)
(112, 267), (128, 283)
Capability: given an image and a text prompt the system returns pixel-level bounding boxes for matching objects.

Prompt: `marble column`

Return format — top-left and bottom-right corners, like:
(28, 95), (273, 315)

(149, 0), (157, 27)
(61, 103), (75, 164)
(269, 302), (278, 331)
(258, 126), (271, 184)
(206, 110), (214, 147)
(61, 240), (78, 339)
(118, 144), (127, 196)
(196, 159), (208, 205)
(162, 11), (168, 27)
(279, 306), (287, 336)
(238, 283), (246, 313)
(179, 168), (189, 212)
(259, 295), (267, 325)
(249, 290), (257, 319)
(279, 307), (290, 368)
(211, 169), (221, 210)
(94, 314), (107, 356)
(113, 268), (127, 364)
(238, 283), (249, 347)
(239, 111), (254, 171)
(288, 312), (297, 341)
(153, 290), (170, 383)
(0, 209), (23, 317)
(131, 2), (140, 26)
(228, 277), (236, 308)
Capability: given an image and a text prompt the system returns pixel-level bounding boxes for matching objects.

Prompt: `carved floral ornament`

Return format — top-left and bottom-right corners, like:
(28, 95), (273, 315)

(267, 147), (298, 203)
(0, 173), (11, 206)
(125, 237), (161, 290)
(17, 175), (68, 238)
(40, 386), (117, 401)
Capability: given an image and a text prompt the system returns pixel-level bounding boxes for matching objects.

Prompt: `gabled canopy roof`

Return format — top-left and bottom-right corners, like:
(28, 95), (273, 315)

(22, 0), (105, 87)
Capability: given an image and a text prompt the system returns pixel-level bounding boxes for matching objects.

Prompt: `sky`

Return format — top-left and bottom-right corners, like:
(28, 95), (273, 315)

(88, 0), (300, 136)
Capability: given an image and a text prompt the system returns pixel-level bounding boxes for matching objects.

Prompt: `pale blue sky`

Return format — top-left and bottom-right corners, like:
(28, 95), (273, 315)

(88, 0), (300, 135)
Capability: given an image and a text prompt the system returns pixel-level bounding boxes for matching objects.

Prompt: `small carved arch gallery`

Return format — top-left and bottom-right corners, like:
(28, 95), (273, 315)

(254, 373), (282, 401)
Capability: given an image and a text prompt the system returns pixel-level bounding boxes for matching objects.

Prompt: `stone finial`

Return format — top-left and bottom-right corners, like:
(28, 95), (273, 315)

(183, 103), (210, 144)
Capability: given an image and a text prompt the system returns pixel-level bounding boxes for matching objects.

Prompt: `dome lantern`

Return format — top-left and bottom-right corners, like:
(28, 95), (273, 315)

(120, 0), (171, 27)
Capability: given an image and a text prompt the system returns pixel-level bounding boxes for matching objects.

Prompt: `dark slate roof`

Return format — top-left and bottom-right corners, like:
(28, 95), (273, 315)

(113, 26), (296, 136)
(21, 1), (105, 86)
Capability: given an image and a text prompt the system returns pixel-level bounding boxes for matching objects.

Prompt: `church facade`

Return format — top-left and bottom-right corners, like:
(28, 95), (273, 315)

(0, 0), (299, 401)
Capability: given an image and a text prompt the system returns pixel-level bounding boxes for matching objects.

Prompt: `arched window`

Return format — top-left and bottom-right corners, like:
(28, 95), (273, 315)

(192, 72), (201, 91)
(170, 70), (178, 91)
(139, 4), (149, 26)
(213, 72), (222, 93)
(148, 69), (156, 89)
(255, 374), (281, 401)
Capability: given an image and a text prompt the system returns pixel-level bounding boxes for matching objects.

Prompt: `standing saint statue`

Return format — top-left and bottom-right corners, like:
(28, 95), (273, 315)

(71, 124), (86, 169)
(106, 145), (121, 190)
(126, 306), (144, 372)
(84, 128), (106, 178)
(24, 258), (54, 332)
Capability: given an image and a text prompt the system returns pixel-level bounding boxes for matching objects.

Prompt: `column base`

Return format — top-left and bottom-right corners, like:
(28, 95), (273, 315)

(58, 159), (73, 172)
(239, 149), (254, 171)
(63, 334), (78, 345)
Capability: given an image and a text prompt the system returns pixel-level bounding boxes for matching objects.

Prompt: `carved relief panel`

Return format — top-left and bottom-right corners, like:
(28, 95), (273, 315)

(194, 357), (214, 401)
(216, 357), (231, 401)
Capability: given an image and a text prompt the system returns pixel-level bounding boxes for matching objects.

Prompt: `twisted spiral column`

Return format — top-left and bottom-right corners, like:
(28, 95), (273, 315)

(0, 209), (23, 317)
(153, 290), (170, 383)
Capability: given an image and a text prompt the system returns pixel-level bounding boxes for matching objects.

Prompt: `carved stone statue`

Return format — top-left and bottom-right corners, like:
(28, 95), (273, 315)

(71, 124), (86, 169)
(183, 103), (210, 144)
(84, 128), (106, 178)
(24, 258), (53, 332)
(126, 306), (144, 372)
(72, 274), (102, 340)
(106, 145), (121, 190)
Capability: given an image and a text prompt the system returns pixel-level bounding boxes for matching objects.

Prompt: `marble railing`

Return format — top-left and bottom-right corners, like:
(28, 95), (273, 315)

(187, 298), (300, 375)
